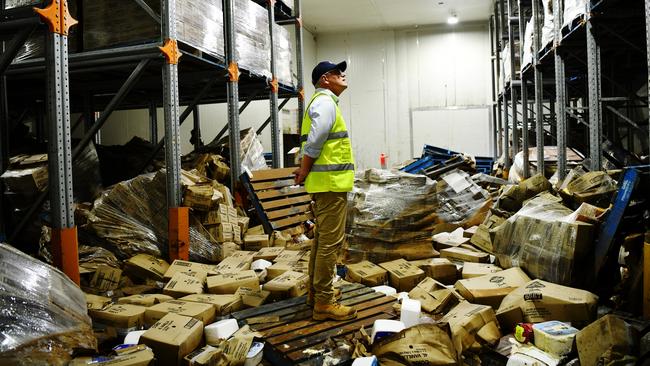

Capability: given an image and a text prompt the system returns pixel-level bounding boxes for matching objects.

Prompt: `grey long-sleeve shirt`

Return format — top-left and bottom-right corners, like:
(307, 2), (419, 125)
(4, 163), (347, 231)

(302, 88), (339, 159)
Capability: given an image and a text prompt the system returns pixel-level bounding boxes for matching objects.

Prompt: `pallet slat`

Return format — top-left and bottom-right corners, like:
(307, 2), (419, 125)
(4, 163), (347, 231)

(266, 204), (312, 220)
(249, 168), (296, 182)
(262, 195), (312, 210)
(252, 179), (296, 191)
(271, 212), (314, 230)
(257, 186), (306, 200)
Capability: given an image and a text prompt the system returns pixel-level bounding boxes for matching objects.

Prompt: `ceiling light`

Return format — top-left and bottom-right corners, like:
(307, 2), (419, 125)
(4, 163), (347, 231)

(447, 14), (459, 25)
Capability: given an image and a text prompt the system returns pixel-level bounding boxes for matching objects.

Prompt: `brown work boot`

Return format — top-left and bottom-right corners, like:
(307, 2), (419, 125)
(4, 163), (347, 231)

(312, 302), (357, 321)
(306, 288), (342, 306)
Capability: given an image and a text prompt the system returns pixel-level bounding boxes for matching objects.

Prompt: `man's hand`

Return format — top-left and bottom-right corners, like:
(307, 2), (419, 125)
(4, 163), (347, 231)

(294, 155), (315, 184)
(293, 167), (307, 184)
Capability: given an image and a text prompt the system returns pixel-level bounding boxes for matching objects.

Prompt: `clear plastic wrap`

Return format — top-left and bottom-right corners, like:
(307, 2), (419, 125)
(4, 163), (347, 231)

(0, 243), (96, 365)
(175, 0), (225, 59)
(521, 19), (534, 71)
(235, 0), (271, 79)
(540, 0), (554, 50)
(563, 0), (587, 28)
(4, 0), (40, 8)
(241, 128), (269, 174)
(345, 169), (490, 263)
(275, 24), (293, 86)
(73, 142), (103, 202)
(491, 193), (596, 286)
(501, 41), (520, 84)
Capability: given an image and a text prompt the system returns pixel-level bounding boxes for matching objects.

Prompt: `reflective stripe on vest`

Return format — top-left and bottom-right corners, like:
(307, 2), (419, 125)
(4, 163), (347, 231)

(311, 163), (355, 172)
(299, 131), (349, 143)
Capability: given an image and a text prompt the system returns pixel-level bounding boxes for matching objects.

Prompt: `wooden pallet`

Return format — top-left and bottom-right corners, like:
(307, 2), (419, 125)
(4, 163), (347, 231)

(241, 168), (314, 234)
(230, 283), (398, 365)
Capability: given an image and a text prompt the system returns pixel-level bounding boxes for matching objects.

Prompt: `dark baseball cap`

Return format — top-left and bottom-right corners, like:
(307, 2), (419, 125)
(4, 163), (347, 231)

(311, 60), (347, 85)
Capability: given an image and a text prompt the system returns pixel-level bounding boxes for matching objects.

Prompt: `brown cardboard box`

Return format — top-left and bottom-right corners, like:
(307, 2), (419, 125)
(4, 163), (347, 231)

(227, 206), (237, 221)
(464, 226), (478, 238)
(408, 277), (461, 314)
(229, 250), (256, 263)
(140, 313), (203, 365)
(205, 210), (230, 225)
(345, 261), (388, 286)
(233, 225), (242, 245)
(184, 184), (214, 211)
(1, 165), (48, 193)
(215, 256), (253, 273)
(576, 315), (636, 366)
(236, 286), (271, 307)
(216, 185), (233, 207)
(89, 265), (122, 291)
(124, 254), (170, 282)
(270, 231), (291, 247)
(454, 267), (531, 309)
(237, 217), (250, 233)
(440, 247), (490, 263)
(182, 345), (224, 366)
(217, 223), (234, 242)
(85, 293), (112, 311)
(263, 271), (309, 298)
(180, 294), (243, 315)
(461, 262), (503, 279)
(496, 279), (598, 331)
(274, 250), (303, 263)
(372, 324), (458, 365)
(254, 247), (285, 261)
(379, 259), (425, 292)
(89, 304), (146, 330)
(266, 262), (294, 280)
(163, 272), (206, 298)
(220, 242), (241, 261)
(118, 294), (174, 307)
(247, 225), (265, 235)
(164, 260), (216, 280)
(145, 300), (215, 326)
(207, 271), (259, 294)
(441, 301), (501, 357)
(292, 261), (309, 274)
(243, 234), (270, 250)
(410, 258), (458, 285)
(69, 346), (155, 366)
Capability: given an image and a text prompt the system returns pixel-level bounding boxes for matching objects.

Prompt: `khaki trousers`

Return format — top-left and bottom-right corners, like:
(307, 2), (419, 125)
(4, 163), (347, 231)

(309, 191), (348, 305)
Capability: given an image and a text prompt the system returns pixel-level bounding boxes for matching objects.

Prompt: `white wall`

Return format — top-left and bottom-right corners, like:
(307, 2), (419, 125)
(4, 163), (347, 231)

(315, 23), (492, 170)
(98, 27), (318, 156)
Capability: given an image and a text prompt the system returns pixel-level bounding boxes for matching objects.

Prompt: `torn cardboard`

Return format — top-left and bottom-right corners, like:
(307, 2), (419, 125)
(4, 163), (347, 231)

(440, 247), (489, 263)
(408, 277), (461, 314)
(440, 301), (502, 357)
(576, 315), (637, 366)
(409, 258), (458, 285)
(454, 267), (531, 308)
(372, 323), (458, 365)
(124, 254), (170, 282)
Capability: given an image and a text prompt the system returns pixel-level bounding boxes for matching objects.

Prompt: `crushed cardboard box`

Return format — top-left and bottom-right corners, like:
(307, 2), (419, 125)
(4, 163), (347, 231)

(440, 247), (489, 263)
(118, 294), (174, 307)
(440, 301), (501, 357)
(410, 258), (458, 285)
(496, 279), (598, 331)
(163, 272), (206, 298)
(236, 287), (271, 308)
(85, 293), (112, 311)
(461, 262), (503, 279)
(345, 261), (388, 286)
(408, 277), (461, 314)
(89, 265), (122, 292)
(89, 304), (146, 331)
(139, 313), (203, 365)
(372, 324), (458, 365)
(454, 267), (531, 308)
(379, 258), (425, 292)
(145, 300), (215, 326)
(69, 345), (155, 366)
(576, 314), (637, 366)
(263, 270), (309, 298)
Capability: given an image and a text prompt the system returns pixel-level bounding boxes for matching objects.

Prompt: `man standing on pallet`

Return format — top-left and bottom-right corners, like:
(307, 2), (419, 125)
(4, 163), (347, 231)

(294, 60), (357, 321)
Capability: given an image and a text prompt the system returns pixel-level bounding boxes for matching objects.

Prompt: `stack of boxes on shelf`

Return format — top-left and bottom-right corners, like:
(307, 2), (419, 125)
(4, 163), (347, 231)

(8, 0), (294, 86)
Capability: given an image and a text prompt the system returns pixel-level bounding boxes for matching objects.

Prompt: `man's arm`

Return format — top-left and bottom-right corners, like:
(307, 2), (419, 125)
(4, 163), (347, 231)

(293, 94), (336, 184)
(293, 155), (314, 184)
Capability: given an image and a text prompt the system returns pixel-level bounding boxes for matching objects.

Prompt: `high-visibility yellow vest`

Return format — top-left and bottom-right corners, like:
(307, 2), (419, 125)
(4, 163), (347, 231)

(300, 92), (355, 193)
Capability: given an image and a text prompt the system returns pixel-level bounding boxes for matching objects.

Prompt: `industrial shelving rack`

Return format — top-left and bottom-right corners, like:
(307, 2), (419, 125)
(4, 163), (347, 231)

(0, 0), (306, 282)
(491, 0), (650, 180)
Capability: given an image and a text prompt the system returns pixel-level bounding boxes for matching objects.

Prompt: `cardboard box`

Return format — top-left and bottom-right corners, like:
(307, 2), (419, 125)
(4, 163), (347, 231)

(180, 294), (243, 315)
(291, 261), (309, 274)
(379, 259), (425, 292)
(219, 242), (241, 261)
(227, 206), (238, 221)
(266, 262), (294, 280)
(140, 313), (203, 365)
(232, 225), (242, 245)
(464, 226), (478, 238)
(85, 293), (112, 311)
(163, 272), (206, 298)
(263, 271), (310, 298)
(89, 265), (122, 292)
(247, 225), (265, 235)
(496, 279), (598, 331)
(183, 345), (223, 366)
(145, 300), (215, 326)
(274, 250), (303, 263)
(164, 260), (216, 280)
(69, 346), (155, 366)
(408, 277), (460, 314)
(454, 267), (531, 308)
(205, 210), (230, 225)
(217, 223), (234, 242)
(124, 254), (170, 282)
(243, 234), (270, 250)
(270, 230), (291, 247)
(237, 217), (250, 234)
(118, 294), (174, 307)
(254, 247), (285, 262)
(409, 258), (458, 285)
(236, 286), (271, 307)
(229, 250), (256, 263)
(215, 257), (251, 273)
(440, 247), (490, 263)
(345, 261), (388, 286)
(207, 271), (259, 294)
(184, 183), (214, 211)
(441, 301), (501, 357)
(576, 315), (636, 366)
(89, 304), (146, 330)
(1, 165), (48, 193)
(432, 228), (469, 250)
(461, 262), (503, 279)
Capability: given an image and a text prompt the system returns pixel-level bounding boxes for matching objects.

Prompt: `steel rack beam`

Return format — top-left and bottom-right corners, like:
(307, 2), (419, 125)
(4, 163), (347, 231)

(646, 0), (650, 151)
(257, 97), (291, 134)
(518, 0), (530, 178)
(192, 105), (202, 151)
(224, 0), (241, 189)
(508, 0), (519, 167)
(210, 88), (265, 147)
(294, 0), (305, 135)
(149, 101), (158, 143)
(532, 0), (545, 173)
(0, 24), (36, 74)
(553, 0), (568, 180)
(267, 0), (282, 168)
(586, 5), (603, 171)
